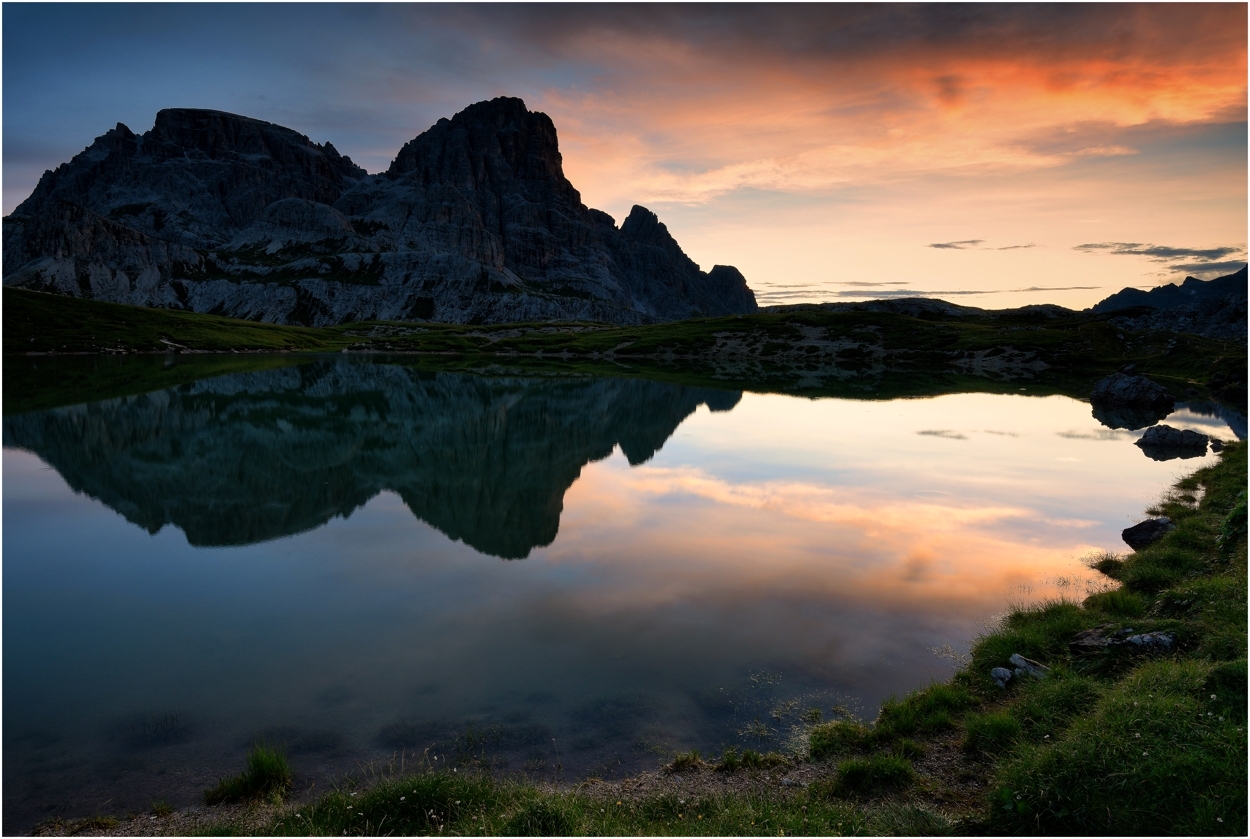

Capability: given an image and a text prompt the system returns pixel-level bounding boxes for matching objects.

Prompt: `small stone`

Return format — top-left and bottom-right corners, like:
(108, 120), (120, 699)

(1124, 632), (1175, 652)
(1009, 653), (1049, 679)
(1069, 628), (1113, 654)
(1122, 517), (1176, 551)
(991, 667), (1013, 688)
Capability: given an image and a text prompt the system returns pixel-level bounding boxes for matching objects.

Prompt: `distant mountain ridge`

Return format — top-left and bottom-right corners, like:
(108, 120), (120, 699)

(1088, 266), (1246, 340)
(761, 267), (1247, 341)
(1090, 266), (1247, 313)
(2, 99), (756, 326)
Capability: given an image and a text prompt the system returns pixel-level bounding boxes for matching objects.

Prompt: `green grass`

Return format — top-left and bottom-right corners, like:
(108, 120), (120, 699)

(713, 747), (790, 771)
(990, 660), (1247, 834)
(266, 769), (952, 836)
(669, 750), (703, 772)
(204, 744), (293, 805)
(811, 756), (916, 799)
(5, 287), (341, 355)
(871, 683), (976, 742)
(963, 711), (1023, 755)
(7, 286), (1244, 417)
(809, 721), (870, 760)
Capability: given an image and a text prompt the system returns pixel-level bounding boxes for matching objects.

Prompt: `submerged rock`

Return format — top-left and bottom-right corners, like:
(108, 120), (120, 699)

(1135, 424), (1209, 461)
(1122, 517), (1176, 551)
(1090, 374), (1175, 430)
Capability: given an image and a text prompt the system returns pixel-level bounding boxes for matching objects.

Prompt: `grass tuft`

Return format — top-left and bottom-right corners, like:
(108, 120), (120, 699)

(824, 756), (916, 798)
(204, 743), (292, 804)
(668, 749), (703, 772)
(962, 710), (1022, 755)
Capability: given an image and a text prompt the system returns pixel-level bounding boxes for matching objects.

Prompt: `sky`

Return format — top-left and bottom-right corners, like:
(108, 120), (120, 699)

(3, 3), (1246, 309)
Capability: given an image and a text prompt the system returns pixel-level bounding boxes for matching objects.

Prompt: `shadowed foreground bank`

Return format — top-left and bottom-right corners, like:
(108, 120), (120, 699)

(35, 443), (1246, 836)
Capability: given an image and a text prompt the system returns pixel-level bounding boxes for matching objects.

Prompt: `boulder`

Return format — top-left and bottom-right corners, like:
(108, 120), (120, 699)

(1122, 517), (1176, 551)
(1090, 374), (1175, 430)
(1135, 424), (1209, 461)
(1009, 653), (1049, 680)
(990, 667), (1014, 689)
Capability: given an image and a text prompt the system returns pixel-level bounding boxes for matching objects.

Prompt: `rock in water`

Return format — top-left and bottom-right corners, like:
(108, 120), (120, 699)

(2, 98), (758, 327)
(1122, 517), (1176, 551)
(1135, 424), (1209, 461)
(1089, 373), (1175, 430)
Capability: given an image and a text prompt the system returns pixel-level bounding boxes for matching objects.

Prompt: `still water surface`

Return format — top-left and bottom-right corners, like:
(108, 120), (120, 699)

(3, 357), (1241, 829)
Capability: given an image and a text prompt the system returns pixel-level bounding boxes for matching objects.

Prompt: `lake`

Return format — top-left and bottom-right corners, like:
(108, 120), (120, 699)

(3, 356), (1242, 830)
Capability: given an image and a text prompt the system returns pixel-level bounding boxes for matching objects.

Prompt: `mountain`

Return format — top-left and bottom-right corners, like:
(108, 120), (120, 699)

(1086, 266), (1246, 340)
(2, 99), (756, 326)
(2, 360), (741, 558)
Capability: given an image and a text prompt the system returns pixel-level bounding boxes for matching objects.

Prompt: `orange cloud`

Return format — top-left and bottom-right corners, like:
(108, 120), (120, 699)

(527, 5), (1245, 211)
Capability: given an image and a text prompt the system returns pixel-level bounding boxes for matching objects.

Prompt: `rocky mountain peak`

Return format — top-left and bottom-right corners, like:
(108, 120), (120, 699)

(386, 97), (576, 203)
(5, 98), (757, 326)
(146, 108), (349, 167)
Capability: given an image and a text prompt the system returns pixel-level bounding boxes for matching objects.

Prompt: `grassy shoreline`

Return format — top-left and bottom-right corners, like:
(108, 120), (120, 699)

(37, 444), (1247, 837)
(5, 287), (1245, 417)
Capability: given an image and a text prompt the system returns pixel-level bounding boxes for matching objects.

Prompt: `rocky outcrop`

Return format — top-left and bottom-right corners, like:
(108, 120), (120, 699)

(1090, 373), (1175, 430)
(1135, 424), (1209, 461)
(1090, 267), (1247, 340)
(1122, 517), (1176, 551)
(2, 360), (742, 558)
(1070, 626), (1175, 655)
(3, 99), (757, 326)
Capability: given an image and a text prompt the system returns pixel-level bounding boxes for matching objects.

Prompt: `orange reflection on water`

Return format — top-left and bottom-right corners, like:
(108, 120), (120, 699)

(537, 391), (1226, 637)
(552, 459), (1100, 621)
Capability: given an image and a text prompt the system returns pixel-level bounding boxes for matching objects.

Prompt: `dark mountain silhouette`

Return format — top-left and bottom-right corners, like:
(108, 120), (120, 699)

(3, 99), (756, 326)
(1087, 266), (1246, 340)
(2, 361), (741, 558)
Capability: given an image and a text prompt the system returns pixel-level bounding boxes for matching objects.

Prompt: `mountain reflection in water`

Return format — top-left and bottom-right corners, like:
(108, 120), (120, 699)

(2, 361), (740, 557)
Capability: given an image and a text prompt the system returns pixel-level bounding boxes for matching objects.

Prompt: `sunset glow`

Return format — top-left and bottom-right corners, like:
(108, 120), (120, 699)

(4, 4), (1246, 307)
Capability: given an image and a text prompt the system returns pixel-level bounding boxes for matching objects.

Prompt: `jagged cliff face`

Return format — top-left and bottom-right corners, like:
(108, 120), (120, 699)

(2, 361), (741, 557)
(3, 99), (757, 326)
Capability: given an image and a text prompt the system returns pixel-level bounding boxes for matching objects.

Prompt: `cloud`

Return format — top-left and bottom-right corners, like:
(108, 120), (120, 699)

(827, 285), (1099, 298)
(917, 430), (968, 440)
(929, 240), (985, 249)
(996, 244), (1036, 250)
(1163, 260), (1248, 276)
(833, 281), (911, 287)
(1073, 242), (1246, 278)
(1073, 242), (1242, 261)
